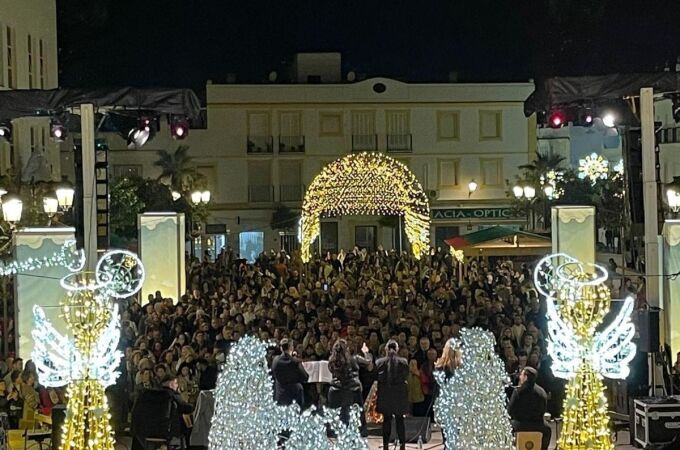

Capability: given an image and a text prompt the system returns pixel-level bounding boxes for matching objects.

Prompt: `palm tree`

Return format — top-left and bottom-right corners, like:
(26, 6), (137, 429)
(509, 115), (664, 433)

(519, 150), (566, 175)
(154, 145), (194, 191)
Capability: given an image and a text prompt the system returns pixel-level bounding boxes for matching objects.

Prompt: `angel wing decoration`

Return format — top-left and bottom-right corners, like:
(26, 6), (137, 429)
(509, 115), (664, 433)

(544, 298), (581, 379)
(31, 304), (122, 387)
(31, 305), (82, 387)
(591, 296), (637, 379)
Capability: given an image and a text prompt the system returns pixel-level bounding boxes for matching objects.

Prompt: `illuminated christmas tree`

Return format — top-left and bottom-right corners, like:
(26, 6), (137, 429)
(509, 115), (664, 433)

(434, 328), (514, 450)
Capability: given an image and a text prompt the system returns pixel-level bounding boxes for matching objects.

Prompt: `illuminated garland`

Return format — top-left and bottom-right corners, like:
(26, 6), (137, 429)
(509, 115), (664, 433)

(300, 152), (430, 262)
(449, 246), (465, 263)
(209, 335), (367, 450)
(0, 239), (85, 276)
(434, 330), (513, 450)
(540, 169), (564, 200)
(31, 249), (144, 450)
(534, 254), (635, 450)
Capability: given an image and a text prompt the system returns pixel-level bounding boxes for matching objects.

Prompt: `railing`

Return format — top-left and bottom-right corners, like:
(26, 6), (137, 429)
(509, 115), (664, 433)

(280, 184), (305, 202)
(248, 185), (274, 202)
(352, 134), (378, 151)
(247, 136), (274, 153)
(279, 135), (305, 153)
(658, 127), (680, 144)
(386, 134), (412, 152)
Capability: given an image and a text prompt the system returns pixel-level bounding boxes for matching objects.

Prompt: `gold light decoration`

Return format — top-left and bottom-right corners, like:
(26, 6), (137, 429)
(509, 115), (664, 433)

(535, 254), (636, 450)
(578, 152), (609, 185)
(450, 246), (465, 263)
(60, 272), (116, 450)
(300, 152), (430, 262)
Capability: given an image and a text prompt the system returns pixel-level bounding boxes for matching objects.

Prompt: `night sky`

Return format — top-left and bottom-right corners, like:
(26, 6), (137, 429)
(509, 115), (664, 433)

(57, 0), (680, 97)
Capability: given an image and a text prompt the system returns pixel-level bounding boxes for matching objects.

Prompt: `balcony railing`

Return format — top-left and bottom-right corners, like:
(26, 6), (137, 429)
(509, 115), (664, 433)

(352, 134), (378, 151)
(248, 185), (274, 202)
(247, 136), (274, 154)
(280, 184), (305, 202)
(279, 135), (305, 153)
(387, 134), (412, 152)
(659, 127), (680, 144)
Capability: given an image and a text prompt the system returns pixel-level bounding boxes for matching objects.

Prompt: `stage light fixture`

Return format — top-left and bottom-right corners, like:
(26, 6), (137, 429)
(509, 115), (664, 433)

(602, 112), (617, 128)
(127, 116), (153, 149)
(579, 108), (594, 127)
(170, 117), (189, 140)
(50, 119), (68, 142)
(0, 122), (12, 142)
(549, 110), (566, 128)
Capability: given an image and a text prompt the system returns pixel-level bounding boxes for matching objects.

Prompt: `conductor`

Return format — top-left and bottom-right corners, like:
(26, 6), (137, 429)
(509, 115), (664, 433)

(375, 340), (409, 450)
(272, 339), (309, 407)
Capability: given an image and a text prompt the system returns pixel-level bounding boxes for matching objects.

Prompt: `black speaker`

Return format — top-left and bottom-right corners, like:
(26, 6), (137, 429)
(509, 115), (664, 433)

(51, 405), (66, 448)
(637, 309), (660, 353)
(388, 416), (431, 443)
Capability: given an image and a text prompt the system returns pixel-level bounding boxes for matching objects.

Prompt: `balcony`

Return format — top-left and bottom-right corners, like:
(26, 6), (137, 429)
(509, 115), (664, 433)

(247, 136), (274, 154)
(352, 134), (378, 152)
(279, 136), (305, 154)
(248, 185), (274, 203)
(280, 184), (305, 202)
(387, 134), (412, 153)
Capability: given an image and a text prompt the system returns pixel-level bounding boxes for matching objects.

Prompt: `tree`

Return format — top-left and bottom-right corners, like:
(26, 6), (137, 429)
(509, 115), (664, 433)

(109, 177), (145, 240)
(519, 150), (566, 178)
(153, 145), (197, 191)
(434, 328), (514, 450)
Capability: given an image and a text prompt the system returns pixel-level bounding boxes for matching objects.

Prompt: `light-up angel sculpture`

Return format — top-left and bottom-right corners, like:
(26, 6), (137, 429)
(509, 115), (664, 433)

(534, 253), (636, 450)
(31, 250), (145, 450)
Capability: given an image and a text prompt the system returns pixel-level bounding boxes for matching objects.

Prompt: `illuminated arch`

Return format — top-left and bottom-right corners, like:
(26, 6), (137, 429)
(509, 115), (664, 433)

(300, 152), (430, 262)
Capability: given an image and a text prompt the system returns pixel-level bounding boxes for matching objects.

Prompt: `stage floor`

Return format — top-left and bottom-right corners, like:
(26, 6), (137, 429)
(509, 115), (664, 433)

(115, 423), (638, 449)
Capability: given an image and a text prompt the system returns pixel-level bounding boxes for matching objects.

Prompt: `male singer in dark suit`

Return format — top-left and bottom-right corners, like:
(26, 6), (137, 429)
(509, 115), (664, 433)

(508, 367), (551, 450)
(272, 339), (309, 407)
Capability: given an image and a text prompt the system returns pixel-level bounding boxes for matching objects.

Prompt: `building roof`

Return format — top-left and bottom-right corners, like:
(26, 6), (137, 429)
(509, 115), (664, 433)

(444, 226), (551, 257)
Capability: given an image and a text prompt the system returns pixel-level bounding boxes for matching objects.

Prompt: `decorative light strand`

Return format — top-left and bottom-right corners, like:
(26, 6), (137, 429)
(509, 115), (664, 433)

(578, 153), (609, 185)
(0, 239), (85, 277)
(434, 329), (514, 450)
(300, 152), (430, 262)
(534, 253), (635, 450)
(209, 335), (367, 450)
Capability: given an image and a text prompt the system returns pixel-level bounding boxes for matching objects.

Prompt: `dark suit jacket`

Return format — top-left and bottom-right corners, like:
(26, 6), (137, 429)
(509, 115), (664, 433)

(508, 382), (548, 424)
(375, 355), (409, 415)
(271, 353), (309, 406)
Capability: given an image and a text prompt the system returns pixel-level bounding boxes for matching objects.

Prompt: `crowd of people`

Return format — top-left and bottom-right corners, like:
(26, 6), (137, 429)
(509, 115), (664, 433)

(0, 244), (635, 448)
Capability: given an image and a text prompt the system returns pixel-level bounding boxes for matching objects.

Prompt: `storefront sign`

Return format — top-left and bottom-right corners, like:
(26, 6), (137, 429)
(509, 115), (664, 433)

(431, 207), (514, 220)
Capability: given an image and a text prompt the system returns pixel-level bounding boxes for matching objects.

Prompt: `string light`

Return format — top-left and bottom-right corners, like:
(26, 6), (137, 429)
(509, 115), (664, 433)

(578, 152), (609, 185)
(540, 170), (564, 200)
(0, 239), (84, 276)
(433, 329), (514, 450)
(209, 335), (367, 450)
(31, 250), (145, 450)
(300, 152), (430, 263)
(534, 253), (635, 450)
(449, 246), (465, 263)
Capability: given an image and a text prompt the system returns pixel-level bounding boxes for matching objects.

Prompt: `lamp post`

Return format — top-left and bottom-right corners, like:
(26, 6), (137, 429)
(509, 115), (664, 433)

(468, 180), (478, 197)
(190, 189), (211, 258)
(513, 184), (536, 230)
(666, 176), (680, 216)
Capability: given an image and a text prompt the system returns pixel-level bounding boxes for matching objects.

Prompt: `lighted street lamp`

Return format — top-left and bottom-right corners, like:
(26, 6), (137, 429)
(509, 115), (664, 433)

(468, 180), (478, 197)
(191, 190), (211, 205)
(55, 180), (75, 211)
(2, 195), (22, 225)
(171, 190), (182, 202)
(43, 196), (59, 217)
(666, 177), (680, 214)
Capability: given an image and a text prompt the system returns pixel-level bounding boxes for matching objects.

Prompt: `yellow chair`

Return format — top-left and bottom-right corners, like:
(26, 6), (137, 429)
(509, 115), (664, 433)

(516, 431), (543, 450)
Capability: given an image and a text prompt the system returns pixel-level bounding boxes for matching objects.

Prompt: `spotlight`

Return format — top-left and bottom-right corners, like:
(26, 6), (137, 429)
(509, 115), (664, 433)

(50, 119), (67, 142)
(548, 110), (566, 128)
(602, 112), (616, 128)
(0, 122), (12, 142)
(579, 108), (594, 127)
(170, 117), (189, 140)
(127, 116), (153, 149)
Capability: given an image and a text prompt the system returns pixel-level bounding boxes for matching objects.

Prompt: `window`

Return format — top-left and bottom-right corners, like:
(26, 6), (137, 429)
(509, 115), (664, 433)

(112, 165), (142, 179)
(39, 39), (45, 88)
(6, 26), (15, 88)
(479, 110), (503, 140)
(480, 158), (503, 187)
(355, 226), (377, 252)
(436, 111), (460, 141)
(27, 35), (33, 88)
(320, 221), (338, 254)
(319, 112), (343, 137)
(239, 231), (264, 263)
(438, 160), (459, 188)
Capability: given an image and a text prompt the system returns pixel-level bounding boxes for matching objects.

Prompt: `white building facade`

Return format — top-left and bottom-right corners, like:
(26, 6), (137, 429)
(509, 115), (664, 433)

(107, 75), (535, 258)
(0, 0), (60, 179)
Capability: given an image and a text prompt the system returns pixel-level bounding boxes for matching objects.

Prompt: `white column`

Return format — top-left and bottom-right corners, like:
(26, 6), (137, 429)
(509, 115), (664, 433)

(551, 206), (596, 267)
(641, 87), (660, 307)
(80, 104), (98, 270)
